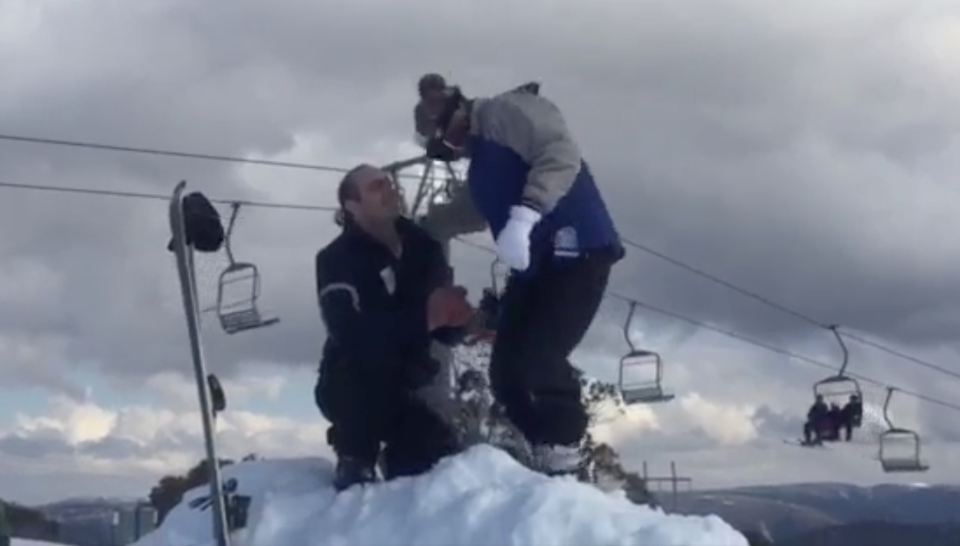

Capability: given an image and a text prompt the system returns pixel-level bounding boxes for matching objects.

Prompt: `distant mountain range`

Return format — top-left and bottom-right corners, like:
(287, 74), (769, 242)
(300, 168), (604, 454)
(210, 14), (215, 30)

(26, 482), (960, 545)
(671, 482), (960, 544)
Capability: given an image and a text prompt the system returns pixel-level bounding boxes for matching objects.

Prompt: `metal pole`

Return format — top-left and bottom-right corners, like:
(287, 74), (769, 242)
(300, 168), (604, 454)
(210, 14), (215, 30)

(670, 461), (678, 512)
(168, 182), (230, 546)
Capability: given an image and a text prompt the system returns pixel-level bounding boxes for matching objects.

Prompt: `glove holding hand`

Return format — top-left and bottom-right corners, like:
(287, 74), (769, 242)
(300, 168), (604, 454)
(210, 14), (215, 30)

(495, 205), (542, 271)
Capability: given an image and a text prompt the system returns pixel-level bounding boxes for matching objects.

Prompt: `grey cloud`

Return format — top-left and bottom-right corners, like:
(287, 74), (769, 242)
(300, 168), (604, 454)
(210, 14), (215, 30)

(0, 434), (75, 459)
(752, 406), (805, 440)
(0, 0), (959, 482)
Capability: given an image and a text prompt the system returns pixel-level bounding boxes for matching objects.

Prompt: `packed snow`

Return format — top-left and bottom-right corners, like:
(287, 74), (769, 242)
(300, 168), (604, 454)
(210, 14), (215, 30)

(133, 445), (747, 546)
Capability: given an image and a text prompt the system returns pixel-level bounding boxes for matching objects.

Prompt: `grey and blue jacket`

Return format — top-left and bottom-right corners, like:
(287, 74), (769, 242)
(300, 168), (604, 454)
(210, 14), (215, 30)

(465, 89), (622, 275)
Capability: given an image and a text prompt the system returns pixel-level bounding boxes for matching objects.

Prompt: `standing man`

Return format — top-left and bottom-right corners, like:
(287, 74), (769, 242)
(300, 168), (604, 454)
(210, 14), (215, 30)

(431, 86), (625, 475)
(315, 163), (477, 491)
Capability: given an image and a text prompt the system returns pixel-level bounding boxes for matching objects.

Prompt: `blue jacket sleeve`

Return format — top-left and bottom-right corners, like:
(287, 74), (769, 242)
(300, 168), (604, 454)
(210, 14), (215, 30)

(316, 251), (430, 358)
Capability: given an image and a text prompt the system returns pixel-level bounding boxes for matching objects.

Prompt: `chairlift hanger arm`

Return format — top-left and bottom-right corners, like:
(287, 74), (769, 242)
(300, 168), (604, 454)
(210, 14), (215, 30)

(623, 300), (639, 353)
(882, 386), (896, 430)
(223, 202), (242, 264)
(829, 324), (850, 376)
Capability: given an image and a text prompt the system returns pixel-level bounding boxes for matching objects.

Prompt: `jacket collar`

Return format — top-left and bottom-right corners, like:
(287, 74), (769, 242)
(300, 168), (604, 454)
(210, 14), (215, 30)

(342, 216), (417, 252)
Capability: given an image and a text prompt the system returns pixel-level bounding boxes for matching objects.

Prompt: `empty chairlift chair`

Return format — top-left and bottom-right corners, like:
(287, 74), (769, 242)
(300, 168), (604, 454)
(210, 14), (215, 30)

(216, 203), (280, 335)
(877, 387), (929, 473)
(617, 301), (675, 405)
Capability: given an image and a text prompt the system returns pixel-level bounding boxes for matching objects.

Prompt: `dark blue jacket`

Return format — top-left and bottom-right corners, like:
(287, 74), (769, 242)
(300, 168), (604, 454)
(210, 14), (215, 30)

(465, 90), (623, 275)
(315, 218), (462, 385)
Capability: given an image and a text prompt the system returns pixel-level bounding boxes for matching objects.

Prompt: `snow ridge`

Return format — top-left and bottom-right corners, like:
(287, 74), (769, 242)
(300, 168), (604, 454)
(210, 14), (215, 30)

(132, 445), (747, 546)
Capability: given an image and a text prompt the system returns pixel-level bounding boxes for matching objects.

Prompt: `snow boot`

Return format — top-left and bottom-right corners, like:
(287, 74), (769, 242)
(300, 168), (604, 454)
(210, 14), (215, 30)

(532, 444), (581, 477)
(333, 457), (377, 492)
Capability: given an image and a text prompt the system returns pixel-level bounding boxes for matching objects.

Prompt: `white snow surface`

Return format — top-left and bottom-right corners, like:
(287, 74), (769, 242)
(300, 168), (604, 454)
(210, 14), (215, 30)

(133, 445), (747, 546)
(12, 540), (67, 546)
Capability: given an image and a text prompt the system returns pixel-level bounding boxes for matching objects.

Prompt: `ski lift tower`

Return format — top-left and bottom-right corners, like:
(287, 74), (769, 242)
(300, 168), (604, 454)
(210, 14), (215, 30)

(381, 152), (466, 258)
(640, 461), (693, 512)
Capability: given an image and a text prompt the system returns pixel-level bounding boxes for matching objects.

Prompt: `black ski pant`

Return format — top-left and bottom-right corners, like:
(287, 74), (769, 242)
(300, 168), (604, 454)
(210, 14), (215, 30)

(488, 248), (614, 447)
(315, 362), (460, 480)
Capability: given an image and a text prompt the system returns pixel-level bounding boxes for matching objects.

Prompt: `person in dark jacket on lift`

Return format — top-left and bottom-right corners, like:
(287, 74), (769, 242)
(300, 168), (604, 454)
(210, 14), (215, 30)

(315, 163), (478, 491)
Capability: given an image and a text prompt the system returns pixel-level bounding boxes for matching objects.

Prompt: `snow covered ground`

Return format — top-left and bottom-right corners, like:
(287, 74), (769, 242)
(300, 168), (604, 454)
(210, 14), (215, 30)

(12, 539), (69, 546)
(132, 445), (746, 546)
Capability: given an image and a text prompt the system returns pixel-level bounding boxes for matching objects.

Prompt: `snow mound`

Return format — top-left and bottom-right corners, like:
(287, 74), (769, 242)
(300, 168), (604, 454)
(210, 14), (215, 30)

(133, 445), (747, 546)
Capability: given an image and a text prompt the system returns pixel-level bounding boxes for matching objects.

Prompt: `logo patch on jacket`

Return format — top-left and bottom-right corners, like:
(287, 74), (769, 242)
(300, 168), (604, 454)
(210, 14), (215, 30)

(554, 226), (580, 258)
(380, 267), (396, 295)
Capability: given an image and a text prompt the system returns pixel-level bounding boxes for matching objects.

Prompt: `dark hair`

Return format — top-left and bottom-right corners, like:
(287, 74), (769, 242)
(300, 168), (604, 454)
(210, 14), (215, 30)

(334, 164), (370, 227)
(418, 73), (446, 97)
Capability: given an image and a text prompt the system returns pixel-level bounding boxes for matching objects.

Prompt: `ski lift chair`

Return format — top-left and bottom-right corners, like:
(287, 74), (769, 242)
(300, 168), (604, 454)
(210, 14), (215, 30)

(618, 301), (675, 405)
(812, 325), (863, 403)
(216, 203), (280, 335)
(877, 387), (929, 473)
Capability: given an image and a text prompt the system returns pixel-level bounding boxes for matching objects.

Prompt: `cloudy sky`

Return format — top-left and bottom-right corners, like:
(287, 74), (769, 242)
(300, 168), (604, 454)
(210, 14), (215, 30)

(1, 0), (960, 505)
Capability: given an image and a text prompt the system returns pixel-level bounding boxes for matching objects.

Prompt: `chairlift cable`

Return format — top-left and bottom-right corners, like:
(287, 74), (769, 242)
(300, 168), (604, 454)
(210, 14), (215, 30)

(0, 133), (432, 181)
(458, 237), (960, 414)
(0, 180), (338, 212)
(605, 292), (960, 414)
(0, 131), (953, 382)
(0, 177), (957, 414)
(617, 237), (960, 382)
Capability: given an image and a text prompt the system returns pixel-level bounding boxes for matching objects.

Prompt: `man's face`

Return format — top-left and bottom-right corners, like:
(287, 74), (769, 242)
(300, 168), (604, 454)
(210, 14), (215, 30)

(344, 165), (403, 224)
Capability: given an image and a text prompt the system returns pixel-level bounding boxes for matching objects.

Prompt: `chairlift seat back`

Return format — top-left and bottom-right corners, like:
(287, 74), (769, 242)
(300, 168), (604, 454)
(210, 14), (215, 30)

(624, 349), (658, 360)
(813, 375), (861, 399)
(217, 262), (261, 310)
(220, 261), (259, 278)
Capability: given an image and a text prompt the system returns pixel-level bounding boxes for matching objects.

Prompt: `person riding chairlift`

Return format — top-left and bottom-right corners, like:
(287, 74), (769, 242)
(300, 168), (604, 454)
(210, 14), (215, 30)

(802, 393), (862, 445)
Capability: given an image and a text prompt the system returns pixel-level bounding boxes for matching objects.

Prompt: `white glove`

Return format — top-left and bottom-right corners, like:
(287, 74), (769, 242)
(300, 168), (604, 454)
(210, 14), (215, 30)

(495, 205), (542, 271)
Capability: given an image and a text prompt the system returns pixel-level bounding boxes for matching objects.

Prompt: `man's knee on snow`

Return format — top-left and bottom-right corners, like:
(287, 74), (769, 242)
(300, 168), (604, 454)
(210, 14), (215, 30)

(380, 401), (461, 481)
